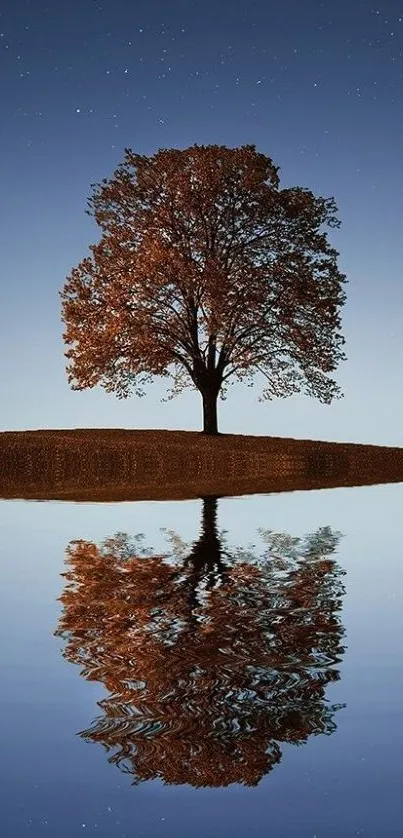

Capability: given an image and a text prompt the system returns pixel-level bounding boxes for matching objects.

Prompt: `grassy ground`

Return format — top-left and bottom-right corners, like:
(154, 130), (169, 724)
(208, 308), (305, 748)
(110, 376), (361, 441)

(1, 428), (403, 501)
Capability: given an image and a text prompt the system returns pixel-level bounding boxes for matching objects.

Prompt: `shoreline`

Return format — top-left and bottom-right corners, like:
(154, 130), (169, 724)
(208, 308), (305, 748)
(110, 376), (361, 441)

(1, 428), (403, 502)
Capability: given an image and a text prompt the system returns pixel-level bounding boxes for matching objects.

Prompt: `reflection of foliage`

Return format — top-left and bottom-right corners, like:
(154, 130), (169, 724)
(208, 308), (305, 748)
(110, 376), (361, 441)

(56, 498), (346, 788)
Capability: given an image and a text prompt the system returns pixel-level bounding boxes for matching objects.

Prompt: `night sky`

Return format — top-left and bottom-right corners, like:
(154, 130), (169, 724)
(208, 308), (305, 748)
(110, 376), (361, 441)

(1, 0), (402, 443)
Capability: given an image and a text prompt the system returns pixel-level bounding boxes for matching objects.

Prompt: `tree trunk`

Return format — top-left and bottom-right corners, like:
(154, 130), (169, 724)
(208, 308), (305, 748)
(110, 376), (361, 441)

(201, 387), (219, 435)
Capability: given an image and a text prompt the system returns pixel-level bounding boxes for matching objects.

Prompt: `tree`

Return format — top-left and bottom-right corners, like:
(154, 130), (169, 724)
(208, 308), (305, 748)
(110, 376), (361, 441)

(55, 498), (346, 787)
(60, 143), (347, 434)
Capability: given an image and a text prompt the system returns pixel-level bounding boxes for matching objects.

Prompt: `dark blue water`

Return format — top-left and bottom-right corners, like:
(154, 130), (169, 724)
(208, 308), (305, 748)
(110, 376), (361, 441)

(1, 485), (402, 837)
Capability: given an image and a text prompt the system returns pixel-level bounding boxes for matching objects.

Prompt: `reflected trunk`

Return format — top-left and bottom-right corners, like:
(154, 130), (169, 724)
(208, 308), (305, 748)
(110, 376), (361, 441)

(184, 496), (227, 616)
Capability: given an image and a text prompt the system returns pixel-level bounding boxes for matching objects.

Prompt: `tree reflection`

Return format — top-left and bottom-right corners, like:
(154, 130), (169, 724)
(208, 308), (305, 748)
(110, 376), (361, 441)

(55, 497), (346, 787)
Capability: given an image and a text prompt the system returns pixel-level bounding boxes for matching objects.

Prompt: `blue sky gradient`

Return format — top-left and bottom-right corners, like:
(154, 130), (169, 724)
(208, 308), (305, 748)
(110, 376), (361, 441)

(0, 0), (402, 443)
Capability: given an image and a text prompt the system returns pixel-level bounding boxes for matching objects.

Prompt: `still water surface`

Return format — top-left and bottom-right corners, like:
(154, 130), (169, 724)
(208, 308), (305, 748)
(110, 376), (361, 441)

(0, 484), (402, 837)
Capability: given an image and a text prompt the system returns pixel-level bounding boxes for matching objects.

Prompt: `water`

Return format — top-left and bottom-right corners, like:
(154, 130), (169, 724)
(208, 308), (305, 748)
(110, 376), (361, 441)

(0, 484), (402, 837)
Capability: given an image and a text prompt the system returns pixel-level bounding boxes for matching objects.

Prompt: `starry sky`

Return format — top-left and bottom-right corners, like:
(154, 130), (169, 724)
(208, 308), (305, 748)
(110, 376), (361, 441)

(0, 0), (402, 444)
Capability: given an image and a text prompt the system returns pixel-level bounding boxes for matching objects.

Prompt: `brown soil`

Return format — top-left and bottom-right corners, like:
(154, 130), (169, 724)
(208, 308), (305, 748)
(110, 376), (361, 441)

(1, 428), (403, 502)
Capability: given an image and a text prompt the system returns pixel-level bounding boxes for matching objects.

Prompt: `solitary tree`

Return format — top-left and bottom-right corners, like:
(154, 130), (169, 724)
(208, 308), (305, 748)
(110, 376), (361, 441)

(61, 143), (347, 434)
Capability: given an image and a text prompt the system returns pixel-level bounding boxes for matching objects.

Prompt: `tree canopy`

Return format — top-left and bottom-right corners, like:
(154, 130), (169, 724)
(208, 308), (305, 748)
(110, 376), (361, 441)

(60, 143), (347, 433)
